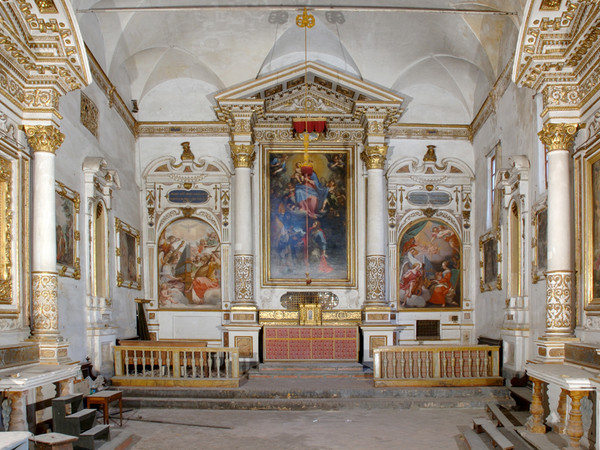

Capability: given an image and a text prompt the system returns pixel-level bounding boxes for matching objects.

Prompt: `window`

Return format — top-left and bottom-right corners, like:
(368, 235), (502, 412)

(486, 143), (501, 229)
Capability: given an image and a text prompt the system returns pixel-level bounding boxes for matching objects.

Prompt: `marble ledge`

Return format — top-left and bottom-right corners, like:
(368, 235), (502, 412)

(0, 363), (81, 391)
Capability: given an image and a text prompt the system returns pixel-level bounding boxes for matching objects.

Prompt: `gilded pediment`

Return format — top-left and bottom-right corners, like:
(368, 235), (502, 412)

(266, 83), (353, 116)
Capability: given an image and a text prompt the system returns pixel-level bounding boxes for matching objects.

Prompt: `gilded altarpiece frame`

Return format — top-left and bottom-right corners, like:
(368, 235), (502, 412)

(583, 145), (600, 310)
(480, 230), (502, 292)
(55, 181), (80, 279)
(531, 202), (547, 284)
(0, 157), (12, 303)
(115, 218), (141, 290)
(262, 146), (355, 286)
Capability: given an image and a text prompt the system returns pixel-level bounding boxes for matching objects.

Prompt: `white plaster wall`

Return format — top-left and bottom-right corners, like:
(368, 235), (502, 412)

(471, 81), (541, 364)
(56, 81), (140, 364)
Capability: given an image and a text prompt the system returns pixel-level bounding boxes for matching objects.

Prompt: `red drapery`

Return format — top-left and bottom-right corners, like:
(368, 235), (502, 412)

(293, 118), (327, 134)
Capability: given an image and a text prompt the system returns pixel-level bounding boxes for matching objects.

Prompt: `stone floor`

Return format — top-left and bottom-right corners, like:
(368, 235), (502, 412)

(110, 406), (484, 449)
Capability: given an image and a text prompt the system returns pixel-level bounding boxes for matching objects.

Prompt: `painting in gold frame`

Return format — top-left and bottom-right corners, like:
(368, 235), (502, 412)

(56, 181), (80, 280)
(0, 157), (11, 303)
(115, 218), (141, 290)
(397, 219), (461, 310)
(263, 147), (354, 286)
(480, 230), (501, 292)
(586, 150), (600, 309)
(531, 204), (547, 284)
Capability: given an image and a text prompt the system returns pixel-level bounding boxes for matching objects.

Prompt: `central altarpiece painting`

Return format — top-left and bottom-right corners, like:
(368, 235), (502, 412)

(264, 147), (354, 286)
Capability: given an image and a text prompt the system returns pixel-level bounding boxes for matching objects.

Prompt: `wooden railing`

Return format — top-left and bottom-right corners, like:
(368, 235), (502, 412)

(373, 345), (502, 387)
(112, 344), (240, 387)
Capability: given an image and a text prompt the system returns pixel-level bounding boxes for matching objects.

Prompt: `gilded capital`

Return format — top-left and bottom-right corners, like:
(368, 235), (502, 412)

(538, 123), (579, 152)
(230, 142), (256, 169)
(361, 145), (388, 170)
(24, 125), (64, 154)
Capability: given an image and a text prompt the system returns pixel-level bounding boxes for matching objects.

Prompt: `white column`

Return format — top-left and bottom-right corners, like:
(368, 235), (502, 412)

(538, 122), (578, 337)
(25, 125), (70, 363)
(361, 145), (388, 306)
(230, 143), (255, 308)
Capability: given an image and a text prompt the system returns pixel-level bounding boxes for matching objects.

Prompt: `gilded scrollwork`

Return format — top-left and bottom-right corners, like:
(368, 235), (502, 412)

(234, 255), (254, 303)
(546, 271), (573, 333)
(32, 272), (58, 334)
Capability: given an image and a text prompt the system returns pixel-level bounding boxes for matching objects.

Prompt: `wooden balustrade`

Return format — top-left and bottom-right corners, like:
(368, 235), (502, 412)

(112, 343), (240, 387)
(373, 345), (502, 387)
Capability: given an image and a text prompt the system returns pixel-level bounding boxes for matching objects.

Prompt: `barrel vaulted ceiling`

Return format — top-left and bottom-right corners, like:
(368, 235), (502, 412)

(73, 1), (526, 124)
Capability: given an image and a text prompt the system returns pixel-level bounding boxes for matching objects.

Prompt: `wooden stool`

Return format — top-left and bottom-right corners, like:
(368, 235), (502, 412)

(30, 432), (78, 450)
(85, 390), (123, 426)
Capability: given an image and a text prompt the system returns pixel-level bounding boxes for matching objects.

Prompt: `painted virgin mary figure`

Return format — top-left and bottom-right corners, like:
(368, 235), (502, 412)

(294, 165), (329, 219)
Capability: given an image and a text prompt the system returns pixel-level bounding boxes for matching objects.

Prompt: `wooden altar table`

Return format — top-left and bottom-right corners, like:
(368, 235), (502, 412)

(263, 326), (358, 362)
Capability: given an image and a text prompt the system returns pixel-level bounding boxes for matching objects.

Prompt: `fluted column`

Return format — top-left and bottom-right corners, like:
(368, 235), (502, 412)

(230, 143), (256, 309)
(25, 125), (70, 364)
(361, 145), (388, 306)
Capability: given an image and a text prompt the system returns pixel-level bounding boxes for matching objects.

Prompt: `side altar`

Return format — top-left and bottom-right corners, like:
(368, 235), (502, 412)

(259, 292), (362, 362)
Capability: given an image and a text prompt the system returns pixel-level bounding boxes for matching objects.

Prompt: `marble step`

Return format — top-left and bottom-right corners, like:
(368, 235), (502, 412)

(122, 395), (511, 411)
(118, 385), (511, 400)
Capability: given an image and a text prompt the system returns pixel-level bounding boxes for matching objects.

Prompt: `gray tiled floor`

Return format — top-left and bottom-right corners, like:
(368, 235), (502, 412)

(112, 406), (484, 449)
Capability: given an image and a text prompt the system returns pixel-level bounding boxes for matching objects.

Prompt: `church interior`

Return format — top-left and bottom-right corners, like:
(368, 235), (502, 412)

(0, 0), (600, 448)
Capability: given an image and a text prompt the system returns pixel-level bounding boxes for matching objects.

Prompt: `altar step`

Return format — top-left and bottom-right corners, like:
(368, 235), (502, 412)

(247, 362), (372, 379)
(118, 384), (513, 411)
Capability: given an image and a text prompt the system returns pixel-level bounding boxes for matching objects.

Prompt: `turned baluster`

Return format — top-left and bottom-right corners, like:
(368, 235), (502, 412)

(556, 389), (568, 435)
(399, 352), (405, 379)
(527, 377), (546, 433)
(566, 390), (589, 448)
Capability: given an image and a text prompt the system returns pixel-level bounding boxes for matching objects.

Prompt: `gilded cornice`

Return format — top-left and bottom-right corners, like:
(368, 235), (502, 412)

(24, 124), (64, 153)
(513, 0), (600, 117)
(361, 144), (388, 170)
(538, 122), (580, 151)
(354, 102), (402, 133)
(470, 58), (513, 141)
(229, 142), (255, 169)
(86, 48), (136, 136)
